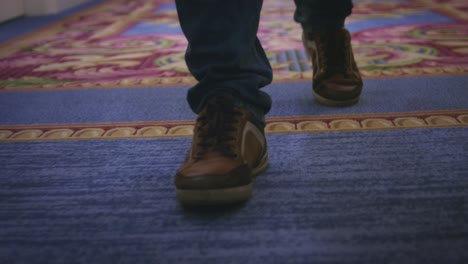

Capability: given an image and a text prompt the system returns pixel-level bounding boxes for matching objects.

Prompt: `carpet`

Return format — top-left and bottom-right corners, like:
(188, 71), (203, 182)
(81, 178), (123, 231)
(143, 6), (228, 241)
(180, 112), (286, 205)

(0, 0), (467, 90)
(0, 0), (467, 263)
(1, 129), (467, 263)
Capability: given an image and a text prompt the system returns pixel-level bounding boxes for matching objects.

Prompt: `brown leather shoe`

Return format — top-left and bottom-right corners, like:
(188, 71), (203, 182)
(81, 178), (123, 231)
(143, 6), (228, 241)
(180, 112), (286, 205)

(175, 95), (268, 205)
(303, 28), (363, 106)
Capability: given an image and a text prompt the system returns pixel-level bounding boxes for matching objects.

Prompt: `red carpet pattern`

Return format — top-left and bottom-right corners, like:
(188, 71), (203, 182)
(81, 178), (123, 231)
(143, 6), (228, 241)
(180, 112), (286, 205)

(0, 0), (467, 91)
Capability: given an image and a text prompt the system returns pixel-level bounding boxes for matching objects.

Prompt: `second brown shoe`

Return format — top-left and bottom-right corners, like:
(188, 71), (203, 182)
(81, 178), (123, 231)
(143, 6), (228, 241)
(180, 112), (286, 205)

(303, 28), (363, 106)
(175, 94), (268, 205)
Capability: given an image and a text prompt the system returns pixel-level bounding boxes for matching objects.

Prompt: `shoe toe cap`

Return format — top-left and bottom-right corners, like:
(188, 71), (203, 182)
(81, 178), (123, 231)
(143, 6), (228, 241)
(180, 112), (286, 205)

(314, 75), (363, 101)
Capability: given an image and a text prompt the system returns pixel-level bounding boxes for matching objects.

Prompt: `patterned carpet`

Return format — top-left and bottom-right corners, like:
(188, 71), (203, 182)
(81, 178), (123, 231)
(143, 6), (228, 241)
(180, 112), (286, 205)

(0, 0), (467, 263)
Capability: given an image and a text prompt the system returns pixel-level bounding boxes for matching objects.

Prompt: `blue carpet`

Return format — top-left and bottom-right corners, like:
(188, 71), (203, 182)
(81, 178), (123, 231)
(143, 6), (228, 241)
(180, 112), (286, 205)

(1, 76), (467, 125)
(346, 11), (454, 33)
(1, 128), (467, 263)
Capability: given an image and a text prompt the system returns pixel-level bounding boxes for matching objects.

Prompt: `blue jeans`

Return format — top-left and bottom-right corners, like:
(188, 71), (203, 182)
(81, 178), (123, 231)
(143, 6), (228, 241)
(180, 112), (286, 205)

(175, 0), (353, 115)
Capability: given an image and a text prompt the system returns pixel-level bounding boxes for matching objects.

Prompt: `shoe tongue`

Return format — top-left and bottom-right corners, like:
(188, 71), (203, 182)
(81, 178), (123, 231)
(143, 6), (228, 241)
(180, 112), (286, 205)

(203, 93), (265, 129)
(320, 30), (350, 72)
(324, 30), (346, 46)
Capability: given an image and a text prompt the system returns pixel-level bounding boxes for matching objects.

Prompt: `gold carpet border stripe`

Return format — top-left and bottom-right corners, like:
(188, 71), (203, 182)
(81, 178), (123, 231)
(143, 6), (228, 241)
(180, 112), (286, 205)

(1, 111), (467, 142)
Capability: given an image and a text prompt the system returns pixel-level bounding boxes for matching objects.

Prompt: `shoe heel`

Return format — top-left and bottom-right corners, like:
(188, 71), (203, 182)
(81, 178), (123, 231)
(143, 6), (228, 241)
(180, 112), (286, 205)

(252, 152), (269, 177)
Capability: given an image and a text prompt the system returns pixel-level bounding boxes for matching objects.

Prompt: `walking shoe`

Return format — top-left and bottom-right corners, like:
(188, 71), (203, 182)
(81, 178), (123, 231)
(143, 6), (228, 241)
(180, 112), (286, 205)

(175, 94), (268, 205)
(303, 28), (363, 106)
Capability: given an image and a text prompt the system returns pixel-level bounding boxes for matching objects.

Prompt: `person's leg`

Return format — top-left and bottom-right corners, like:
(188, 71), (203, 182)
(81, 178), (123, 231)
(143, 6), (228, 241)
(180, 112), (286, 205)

(294, 0), (353, 33)
(174, 0), (271, 205)
(175, 0), (272, 116)
(294, 0), (363, 106)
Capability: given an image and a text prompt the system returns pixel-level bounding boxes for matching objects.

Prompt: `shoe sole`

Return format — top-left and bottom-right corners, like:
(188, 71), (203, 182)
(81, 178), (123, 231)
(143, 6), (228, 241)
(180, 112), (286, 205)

(313, 90), (360, 107)
(176, 153), (269, 206)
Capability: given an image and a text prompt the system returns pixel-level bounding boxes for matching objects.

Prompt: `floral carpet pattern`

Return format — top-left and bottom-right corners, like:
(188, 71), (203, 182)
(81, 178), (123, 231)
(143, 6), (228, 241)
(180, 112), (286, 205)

(0, 0), (467, 91)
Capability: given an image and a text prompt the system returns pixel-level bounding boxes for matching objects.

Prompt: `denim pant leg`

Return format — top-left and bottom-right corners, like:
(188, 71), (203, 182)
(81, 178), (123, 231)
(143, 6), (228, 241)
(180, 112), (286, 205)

(175, 0), (273, 115)
(294, 0), (353, 33)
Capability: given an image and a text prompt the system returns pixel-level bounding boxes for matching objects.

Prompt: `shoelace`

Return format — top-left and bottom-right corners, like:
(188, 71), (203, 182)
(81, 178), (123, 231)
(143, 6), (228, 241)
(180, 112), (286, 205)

(316, 32), (352, 76)
(194, 96), (242, 160)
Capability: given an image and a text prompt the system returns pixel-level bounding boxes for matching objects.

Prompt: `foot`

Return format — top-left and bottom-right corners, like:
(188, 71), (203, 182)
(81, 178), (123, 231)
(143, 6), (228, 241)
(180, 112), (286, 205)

(175, 94), (268, 205)
(303, 28), (363, 106)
